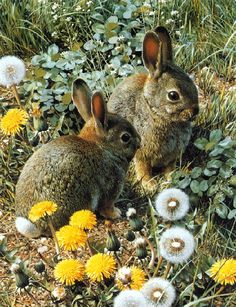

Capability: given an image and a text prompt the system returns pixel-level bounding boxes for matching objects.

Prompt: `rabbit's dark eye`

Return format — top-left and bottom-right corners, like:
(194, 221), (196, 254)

(120, 132), (131, 143)
(168, 91), (180, 101)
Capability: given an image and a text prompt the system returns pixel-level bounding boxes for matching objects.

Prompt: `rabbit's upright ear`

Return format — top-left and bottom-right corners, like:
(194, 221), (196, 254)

(91, 92), (108, 135)
(72, 78), (92, 122)
(142, 31), (163, 77)
(154, 26), (173, 64)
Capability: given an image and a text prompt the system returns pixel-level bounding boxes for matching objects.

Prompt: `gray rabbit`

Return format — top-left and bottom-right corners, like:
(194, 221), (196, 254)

(15, 79), (140, 238)
(108, 26), (199, 190)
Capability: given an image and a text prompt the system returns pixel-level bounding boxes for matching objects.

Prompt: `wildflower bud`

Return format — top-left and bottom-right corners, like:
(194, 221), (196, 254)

(52, 286), (66, 301)
(125, 230), (135, 242)
(15, 270), (30, 288)
(10, 263), (20, 273)
(106, 231), (121, 252)
(34, 260), (45, 273)
(126, 208), (137, 219)
(136, 247), (147, 259)
(129, 217), (144, 231)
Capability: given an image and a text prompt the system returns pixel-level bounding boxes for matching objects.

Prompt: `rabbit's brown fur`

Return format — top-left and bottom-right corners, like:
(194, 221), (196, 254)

(15, 79), (140, 237)
(108, 27), (199, 189)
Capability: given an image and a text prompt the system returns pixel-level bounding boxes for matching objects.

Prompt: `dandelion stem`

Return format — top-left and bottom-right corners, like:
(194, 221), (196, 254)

(24, 288), (41, 306)
(216, 285), (225, 295)
(47, 217), (60, 255)
(114, 251), (122, 268)
(141, 232), (157, 269)
(11, 84), (21, 106)
(86, 239), (94, 256)
(141, 259), (151, 279)
(153, 256), (163, 277)
(163, 262), (172, 279)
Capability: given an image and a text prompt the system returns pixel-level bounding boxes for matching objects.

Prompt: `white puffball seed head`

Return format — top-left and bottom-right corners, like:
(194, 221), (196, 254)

(159, 226), (195, 264)
(142, 278), (176, 307)
(114, 289), (148, 307)
(155, 188), (190, 221)
(0, 56), (26, 87)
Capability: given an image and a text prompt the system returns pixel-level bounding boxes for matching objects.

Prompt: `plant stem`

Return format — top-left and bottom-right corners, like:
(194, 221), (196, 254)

(47, 217), (60, 255)
(12, 84), (21, 106)
(114, 251), (122, 268)
(25, 288), (41, 306)
(86, 239), (94, 256)
(216, 285), (225, 295)
(163, 262), (172, 279)
(141, 232), (157, 269)
(141, 259), (151, 279)
(153, 256), (163, 277)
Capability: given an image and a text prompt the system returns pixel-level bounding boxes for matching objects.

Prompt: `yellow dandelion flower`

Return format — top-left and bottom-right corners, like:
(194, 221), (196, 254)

(54, 259), (84, 286)
(116, 266), (146, 290)
(0, 108), (28, 136)
(70, 210), (97, 230)
(56, 225), (87, 251)
(209, 258), (236, 285)
(29, 201), (58, 222)
(86, 253), (116, 282)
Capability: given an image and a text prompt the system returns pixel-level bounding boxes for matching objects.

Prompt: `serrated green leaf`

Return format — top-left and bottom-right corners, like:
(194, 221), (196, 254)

(207, 159), (222, 169)
(105, 22), (118, 31)
(209, 129), (222, 142)
(61, 92), (71, 105)
(191, 167), (202, 179)
(190, 180), (200, 193)
(83, 40), (96, 51)
(209, 146), (224, 157)
(48, 44), (59, 55)
(108, 36), (118, 44)
(178, 176), (191, 189)
(199, 180), (208, 192)
(205, 141), (216, 151)
(107, 16), (118, 23)
(215, 204), (228, 219)
(203, 168), (217, 176)
(219, 165), (233, 178)
(91, 13), (104, 22)
(123, 10), (132, 19)
(34, 68), (46, 78)
(92, 23), (105, 34)
(227, 209), (236, 219)
(194, 138), (208, 150)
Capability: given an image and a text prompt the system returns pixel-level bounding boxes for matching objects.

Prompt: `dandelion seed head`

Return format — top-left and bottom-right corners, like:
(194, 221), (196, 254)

(114, 289), (148, 307)
(155, 188), (189, 221)
(159, 227), (195, 264)
(0, 56), (25, 87)
(142, 278), (176, 307)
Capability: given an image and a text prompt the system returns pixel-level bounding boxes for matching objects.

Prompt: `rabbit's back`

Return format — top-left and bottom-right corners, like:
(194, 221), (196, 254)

(15, 135), (126, 229)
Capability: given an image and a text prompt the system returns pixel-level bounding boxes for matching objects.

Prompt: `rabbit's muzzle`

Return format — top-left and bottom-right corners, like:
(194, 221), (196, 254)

(180, 106), (199, 121)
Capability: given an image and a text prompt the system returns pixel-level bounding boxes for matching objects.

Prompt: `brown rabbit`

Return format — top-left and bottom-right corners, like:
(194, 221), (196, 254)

(108, 26), (199, 190)
(15, 79), (140, 238)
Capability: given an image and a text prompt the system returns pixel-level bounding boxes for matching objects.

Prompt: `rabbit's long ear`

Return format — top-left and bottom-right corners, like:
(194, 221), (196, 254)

(142, 31), (163, 77)
(154, 26), (173, 63)
(72, 78), (92, 122)
(91, 92), (107, 135)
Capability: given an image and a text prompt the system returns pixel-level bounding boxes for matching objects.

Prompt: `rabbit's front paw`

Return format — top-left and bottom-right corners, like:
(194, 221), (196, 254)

(141, 177), (158, 194)
(100, 205), (121, 220)
(100, 204), (121, 220)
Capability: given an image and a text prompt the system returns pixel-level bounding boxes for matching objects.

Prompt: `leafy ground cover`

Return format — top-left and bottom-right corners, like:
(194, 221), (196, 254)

(0, 0), (235, 306)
